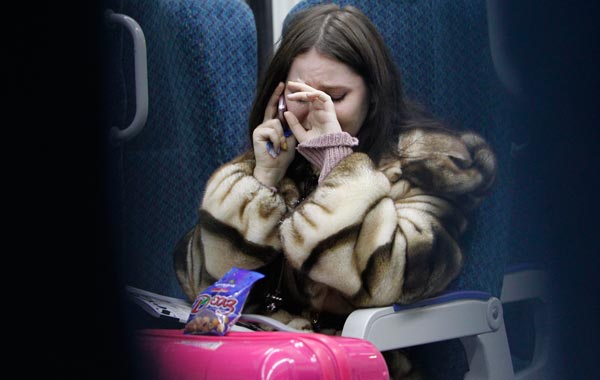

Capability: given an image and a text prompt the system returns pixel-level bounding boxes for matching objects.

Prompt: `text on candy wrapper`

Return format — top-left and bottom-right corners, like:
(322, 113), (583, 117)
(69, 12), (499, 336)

(191, 294), (238, 315)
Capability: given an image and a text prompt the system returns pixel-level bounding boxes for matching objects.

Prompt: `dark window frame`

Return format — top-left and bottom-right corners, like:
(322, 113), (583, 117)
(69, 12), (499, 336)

(246, 0), (273, 80)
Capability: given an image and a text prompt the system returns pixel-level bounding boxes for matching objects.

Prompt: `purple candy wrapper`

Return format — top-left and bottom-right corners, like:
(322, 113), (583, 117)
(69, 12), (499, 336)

(184, 267), (264, 335)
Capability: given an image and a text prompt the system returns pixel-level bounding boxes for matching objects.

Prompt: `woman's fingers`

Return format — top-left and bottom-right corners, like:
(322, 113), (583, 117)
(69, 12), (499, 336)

(284, 80), (342, 141)
(284, 111), (306, 142)
(286, 80), (331, 105)
(255, 121), (283, 157)
(257, 82), (290, 158)
(286, 80), (316, 92)
(286, 91), (330, 104)
(255, 120), (295, 157)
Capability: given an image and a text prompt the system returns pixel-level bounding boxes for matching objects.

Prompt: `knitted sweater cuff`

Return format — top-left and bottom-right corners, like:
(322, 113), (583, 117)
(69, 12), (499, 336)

(296, 132), (359, 182)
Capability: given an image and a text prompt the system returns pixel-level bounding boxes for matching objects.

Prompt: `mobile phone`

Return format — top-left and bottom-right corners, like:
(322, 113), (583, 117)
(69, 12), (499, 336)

(278, 95), (290, 132)
(266, 95), (292, 157)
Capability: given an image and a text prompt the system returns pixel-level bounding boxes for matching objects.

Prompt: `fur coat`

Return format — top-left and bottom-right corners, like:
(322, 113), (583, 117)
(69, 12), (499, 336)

(173, 127), (496, 330)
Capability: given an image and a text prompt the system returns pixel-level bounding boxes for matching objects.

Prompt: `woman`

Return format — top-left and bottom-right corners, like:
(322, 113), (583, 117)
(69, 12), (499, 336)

(174, 0), (495, 346)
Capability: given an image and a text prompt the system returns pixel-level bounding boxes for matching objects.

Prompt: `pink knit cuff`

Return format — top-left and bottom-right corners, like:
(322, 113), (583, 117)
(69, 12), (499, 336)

(296, 132), (359, 182)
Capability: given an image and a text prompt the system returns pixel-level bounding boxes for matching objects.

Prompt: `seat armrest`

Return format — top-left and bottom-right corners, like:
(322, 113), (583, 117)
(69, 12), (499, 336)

(500, 266), (556, 380)
(342, 292), (515, 379)
(501, 266), (548, 303)
(341, 292), (503, 352)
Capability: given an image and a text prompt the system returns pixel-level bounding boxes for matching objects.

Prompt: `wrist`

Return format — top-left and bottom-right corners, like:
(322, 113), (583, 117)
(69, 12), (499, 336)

(296, 132), (358, 182)
(253, 166), (285, 189)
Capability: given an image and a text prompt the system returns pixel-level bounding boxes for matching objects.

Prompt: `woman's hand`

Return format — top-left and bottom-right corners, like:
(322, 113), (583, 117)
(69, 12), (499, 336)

(253, 82), (297, 188)
(283, 81), (343, 144)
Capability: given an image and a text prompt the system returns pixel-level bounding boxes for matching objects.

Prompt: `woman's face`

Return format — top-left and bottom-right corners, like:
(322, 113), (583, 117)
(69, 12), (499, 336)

(285, 48), (369, 137)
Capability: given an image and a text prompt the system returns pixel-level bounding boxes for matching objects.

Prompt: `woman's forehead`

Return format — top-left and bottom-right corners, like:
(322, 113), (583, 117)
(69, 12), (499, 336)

(287, 49), (363, 89)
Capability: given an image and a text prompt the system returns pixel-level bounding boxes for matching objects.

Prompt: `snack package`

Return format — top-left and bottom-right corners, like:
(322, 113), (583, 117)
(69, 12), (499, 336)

(184, 267), (264, 335)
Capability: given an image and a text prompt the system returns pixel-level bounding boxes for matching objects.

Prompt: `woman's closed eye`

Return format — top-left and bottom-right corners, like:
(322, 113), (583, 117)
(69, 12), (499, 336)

(329, 93), (346, 102)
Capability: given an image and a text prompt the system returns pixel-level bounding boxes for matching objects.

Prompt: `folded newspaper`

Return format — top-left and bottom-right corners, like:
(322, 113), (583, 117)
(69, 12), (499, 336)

(126, 285), (192, 324)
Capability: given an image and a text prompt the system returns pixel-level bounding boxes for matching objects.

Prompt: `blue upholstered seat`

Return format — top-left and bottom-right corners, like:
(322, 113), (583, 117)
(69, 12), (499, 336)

(107, 0), (256, 298)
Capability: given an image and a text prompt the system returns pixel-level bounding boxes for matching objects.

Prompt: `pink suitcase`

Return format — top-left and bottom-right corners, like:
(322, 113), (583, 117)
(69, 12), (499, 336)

(135, 329), (389, 380)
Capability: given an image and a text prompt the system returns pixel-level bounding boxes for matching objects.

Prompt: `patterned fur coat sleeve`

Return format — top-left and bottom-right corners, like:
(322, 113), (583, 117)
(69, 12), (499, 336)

(174, 127), (496, 313)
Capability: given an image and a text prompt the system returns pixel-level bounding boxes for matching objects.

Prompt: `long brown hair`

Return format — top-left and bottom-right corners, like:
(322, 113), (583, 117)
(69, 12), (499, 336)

(247, 4), (441, 181)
